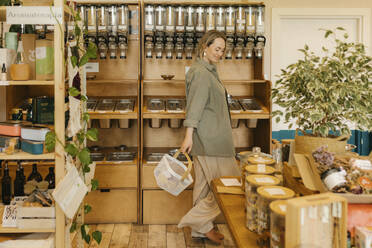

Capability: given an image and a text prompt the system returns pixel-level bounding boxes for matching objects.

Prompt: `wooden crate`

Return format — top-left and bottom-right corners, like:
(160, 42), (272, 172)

(94, 164), (137, 188)
(142, 189), (193, 224)
(84, 189), (137, 223)
(17, 207), (55, 229)
(286, 193), (347, 248)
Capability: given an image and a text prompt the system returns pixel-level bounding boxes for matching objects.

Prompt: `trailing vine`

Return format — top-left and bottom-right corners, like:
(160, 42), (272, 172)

(45, 1), (101, 245)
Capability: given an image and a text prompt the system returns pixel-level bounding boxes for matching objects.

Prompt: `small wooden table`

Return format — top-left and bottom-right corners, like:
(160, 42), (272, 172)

(211, 177), (260, 248)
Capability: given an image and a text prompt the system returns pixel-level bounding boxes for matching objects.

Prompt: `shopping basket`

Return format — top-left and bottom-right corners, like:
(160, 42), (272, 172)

(154, 149), (193, 196)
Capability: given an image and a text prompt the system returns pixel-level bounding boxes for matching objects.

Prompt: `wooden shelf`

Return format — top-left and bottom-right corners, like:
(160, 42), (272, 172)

(143, 110), (185, 119)
(75, 0), (139, 4)
(87, 79), (138, 84)
(0, 81), (54, 86)
(143, 79), (267, 85)
(144, 0), (264, 6)
(0, 227), (55, 233)
(0, 152), (55, 160)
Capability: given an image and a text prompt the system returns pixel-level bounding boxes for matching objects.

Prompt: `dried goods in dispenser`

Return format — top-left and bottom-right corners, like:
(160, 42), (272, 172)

(245, 175), (281, 233)
(205, 6), (216, 32)
(270, 200), (287, 248)
(245, 6), (256, 35)
(115, 99), (135, 113)
(106, 151), (136, 162)
(228, 98), (243, 113)
(236, 6), (246, 36)
(175, 6), (185, 33)
(147, 98), (165, 112)
(147, 153), (166, 162)
(195, 7), (206, 33)
(87, 98), (98, 111)
(166, 99), (185, 113)
(256, 186), (295, 235)
(215, 7), (225, 32)
(96, 99), (116, 112)
(225, 6), (235, 34)
(239, 98), (262, 112)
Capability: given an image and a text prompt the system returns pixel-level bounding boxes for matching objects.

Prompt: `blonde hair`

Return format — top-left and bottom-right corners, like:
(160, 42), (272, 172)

(196, 30), (226, 59)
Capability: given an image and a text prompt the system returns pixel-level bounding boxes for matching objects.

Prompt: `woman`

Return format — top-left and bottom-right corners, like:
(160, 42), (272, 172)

(178, 30), (240, 244)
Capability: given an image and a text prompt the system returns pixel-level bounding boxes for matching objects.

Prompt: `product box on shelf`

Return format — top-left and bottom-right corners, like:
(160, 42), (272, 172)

(21, 139), (46, 155)
(21, 34), (36, 80)
(355, 226), (372, 248)
(0, 48), (16, 80)
(16, 206), (55, 229)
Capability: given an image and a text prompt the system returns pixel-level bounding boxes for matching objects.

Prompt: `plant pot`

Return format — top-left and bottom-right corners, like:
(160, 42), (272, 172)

(294, 129), (349, 154)
(10, 64), (31, 81)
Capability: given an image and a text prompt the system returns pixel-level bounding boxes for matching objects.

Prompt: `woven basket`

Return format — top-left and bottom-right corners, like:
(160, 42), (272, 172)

(294, 129), (349, 154)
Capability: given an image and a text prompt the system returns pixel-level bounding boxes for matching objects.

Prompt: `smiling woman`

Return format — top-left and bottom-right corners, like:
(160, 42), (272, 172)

(178, 30), (240, 245)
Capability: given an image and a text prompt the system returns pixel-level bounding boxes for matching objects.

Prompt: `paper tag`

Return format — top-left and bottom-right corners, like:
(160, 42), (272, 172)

(255, 177), (274, 184)
(196, 25), (204, 32)
(216, 26), (225, 31)
(0, 81), (10, 86)
(118, 25), (127, 30)
(88, 26), (96, 30)
(145, 24), (154, 30)
(226, 26), (234, 32)
(237, 19), (246, 24)
(186, 26), (194, 31)
(156, 25), (164, 30)
(86, 62), (99, 73)
(36, 47), (47, 60)
(264, 188), (285, 195)
(257, 164), (266, 173)
(353, 159), (372, 170)
(308, 206), (317, 219)
(98, 26), (106, 31)
(176, 26), (184, 31)
(300, 208), (305, 226)
(220, 178), (242, 187)
(321, 205), (330, 223)
(279, 205), (286, 212)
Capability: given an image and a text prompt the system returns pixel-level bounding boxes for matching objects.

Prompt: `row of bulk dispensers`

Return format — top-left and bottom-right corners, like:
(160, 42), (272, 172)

(144, 4), (266, 60)
(73, 4), (130, 59)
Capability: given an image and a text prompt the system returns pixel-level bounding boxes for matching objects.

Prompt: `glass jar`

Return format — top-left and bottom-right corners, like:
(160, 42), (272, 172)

(236, 6), (246, 36)
(185, 6), (195, 32)
(242, 164), (275, 191)
(245, 175), (280, 233)
(87, 5), (98, 35)
(155, 5), (166, 32)
(321, 168), (347, 191)
(270, 200), (287, 248)
(256, 186), (295, 235)
(118, 5), (129, 34)
(145, 5), (155, 35)
(175, 6), (185, 33)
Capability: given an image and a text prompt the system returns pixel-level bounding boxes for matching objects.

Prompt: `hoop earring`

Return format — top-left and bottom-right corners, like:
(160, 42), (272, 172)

(203, 51), (206, 57)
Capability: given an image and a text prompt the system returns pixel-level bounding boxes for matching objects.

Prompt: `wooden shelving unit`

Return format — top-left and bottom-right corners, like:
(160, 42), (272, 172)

(1, 1), (66, 246)
(0, 152), (55, 160)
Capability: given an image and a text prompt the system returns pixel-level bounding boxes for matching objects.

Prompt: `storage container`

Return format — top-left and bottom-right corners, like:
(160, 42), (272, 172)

(269, 200), (287, 248)
(115, 99), (135, 112)
(239, 98), (262, 112)
(245, 175), (280, 232)
(32, 96), (54, 124)
(0, 121), (23, 136)
(96, 99), (116, 112)
(0, 135), (20, 149)
(119, 119), (131, 129)
(17, 206), (55, 229)
(168, 119), (182, 128)
(21, 139), (45, 155)
(166, 99), (185, 113)
(21, 125), (50, 142)
(256, 186), (295, 235)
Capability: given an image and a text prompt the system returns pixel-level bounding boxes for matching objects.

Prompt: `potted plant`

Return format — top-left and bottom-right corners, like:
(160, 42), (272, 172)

(272, 27), (372, 153)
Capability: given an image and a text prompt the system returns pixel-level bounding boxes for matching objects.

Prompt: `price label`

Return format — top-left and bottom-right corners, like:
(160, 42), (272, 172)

(257, 164), (266, 173)
(145, 24), (154, 30)
(186, 26), (194, 32)
(176, 26), (184, 32)
(216, 26), (225, 31)
(255, 177), (274, 184)
(98, 26), (106, 31)
(264, 188), (285, 196)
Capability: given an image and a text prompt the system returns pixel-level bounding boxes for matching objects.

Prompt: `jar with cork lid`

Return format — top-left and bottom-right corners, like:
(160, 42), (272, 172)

(269, 200), (287, 248)
(256, 186), (295, 235)
(245, 174), (281, 232)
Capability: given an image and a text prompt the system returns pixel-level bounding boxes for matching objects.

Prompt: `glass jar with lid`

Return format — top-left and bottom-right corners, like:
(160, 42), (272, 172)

(245, 175), (280, 232)
(242, 164), (275, 191)
(270, 200), (287, 248)
(256, 186), (295, 235)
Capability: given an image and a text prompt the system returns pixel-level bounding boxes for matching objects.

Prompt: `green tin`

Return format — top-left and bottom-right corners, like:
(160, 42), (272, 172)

(21, 139), (44, 155)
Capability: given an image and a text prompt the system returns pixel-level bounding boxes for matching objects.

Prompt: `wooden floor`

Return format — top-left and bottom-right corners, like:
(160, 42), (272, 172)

(72, 224), (237, 248)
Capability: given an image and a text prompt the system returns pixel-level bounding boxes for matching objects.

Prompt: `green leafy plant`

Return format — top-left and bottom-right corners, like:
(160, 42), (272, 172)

(272, 27), (372, 137)
(45, 1), (101, 245)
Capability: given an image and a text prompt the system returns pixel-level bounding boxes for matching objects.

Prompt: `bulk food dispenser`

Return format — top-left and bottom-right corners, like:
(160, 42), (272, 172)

(87, 5), (97, 48)
(245, 6), (256, 59)
(254, 5), (266, 59)
(154, 5), (166, 59)
(185, 6), (195, 59)
(174, 6), (185, 59)
(225, 6), (235, 60)
(165, 6), (175, 59)
(97, 6), (108, 59)
(235, 6), (246, 59)
(144, 5), (155, 58)
(118, 4), (129, 59)
(107, 5), (118, 59)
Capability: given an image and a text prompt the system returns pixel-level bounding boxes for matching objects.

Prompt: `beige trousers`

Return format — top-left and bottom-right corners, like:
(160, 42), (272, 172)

(178, 156), (240, 236)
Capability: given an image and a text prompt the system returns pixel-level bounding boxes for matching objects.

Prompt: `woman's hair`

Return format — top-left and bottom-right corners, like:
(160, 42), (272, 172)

(196, 30), (226, 59)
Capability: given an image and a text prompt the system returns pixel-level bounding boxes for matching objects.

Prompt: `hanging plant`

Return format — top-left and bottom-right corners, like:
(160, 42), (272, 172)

(45, 1), (101, 245)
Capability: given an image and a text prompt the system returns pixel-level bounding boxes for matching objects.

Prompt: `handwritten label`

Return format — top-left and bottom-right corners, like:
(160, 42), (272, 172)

(255, 177), (274, 184)
(6, 6), (63, 25)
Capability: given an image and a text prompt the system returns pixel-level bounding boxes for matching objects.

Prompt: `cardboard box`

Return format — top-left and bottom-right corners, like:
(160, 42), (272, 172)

(286, 192), (348, 248)
(21, 34), (36, 80)
(293, 153), (372, 203)
(355, 226), (372, 248)
(0, 48), (16, 79)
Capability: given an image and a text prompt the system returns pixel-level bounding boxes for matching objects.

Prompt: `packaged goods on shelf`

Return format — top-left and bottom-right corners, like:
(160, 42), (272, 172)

(21, 140), (45, 155)
(0, 121), (23, 137)
(21, 125), (50, 142)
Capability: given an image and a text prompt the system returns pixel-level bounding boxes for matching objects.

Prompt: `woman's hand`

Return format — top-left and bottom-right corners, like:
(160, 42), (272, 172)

(180, 127), (194, 153)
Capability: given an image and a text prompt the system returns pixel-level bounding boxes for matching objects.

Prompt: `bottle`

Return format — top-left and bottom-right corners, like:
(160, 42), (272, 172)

(27, 164), (42, 182)
(14, 169), (24, 196)
(44, 167), (55, 189)
(2, 162), (12, 205)
(19, 162), (26, 185)
(1, 63), (7, 81)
